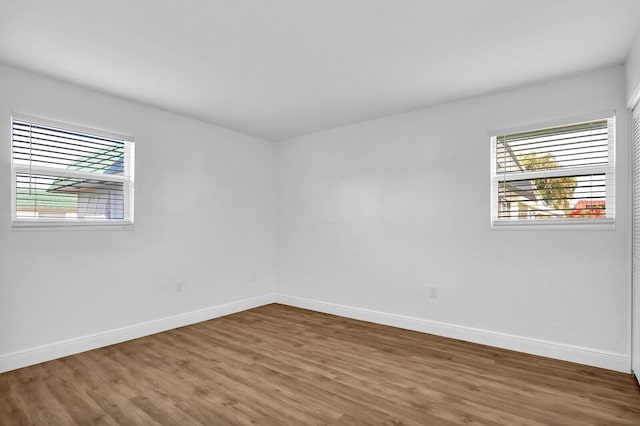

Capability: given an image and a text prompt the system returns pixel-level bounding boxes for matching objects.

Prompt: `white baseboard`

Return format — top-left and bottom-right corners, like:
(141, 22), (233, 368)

(274, 294), (631, 373)
(0, 294), (275, 373)
(1, 292), (631, 374)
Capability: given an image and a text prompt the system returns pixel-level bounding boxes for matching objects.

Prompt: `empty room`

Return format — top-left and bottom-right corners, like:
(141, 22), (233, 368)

(2, 0), (640, 424)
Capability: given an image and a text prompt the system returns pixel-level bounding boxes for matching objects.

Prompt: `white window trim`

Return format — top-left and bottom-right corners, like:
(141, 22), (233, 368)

(11, 112), (133, 143)
(10, 113), (135, 231)
(490, 112), (615, 231)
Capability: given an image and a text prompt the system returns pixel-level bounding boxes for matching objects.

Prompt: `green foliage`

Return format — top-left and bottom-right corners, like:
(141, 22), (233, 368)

(520, 152), (576, 211)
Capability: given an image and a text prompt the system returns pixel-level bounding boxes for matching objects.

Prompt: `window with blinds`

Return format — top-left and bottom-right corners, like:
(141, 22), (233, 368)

(491, 115), (615, 228)
(10, 114), (134, 229)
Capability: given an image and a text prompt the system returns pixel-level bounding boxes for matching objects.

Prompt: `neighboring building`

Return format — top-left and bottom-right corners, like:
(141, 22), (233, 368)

(47, 148), (124, 220)
(569, 200), (606, 218)
(574, 200), (605, 210)
(15, 188), (77, 218)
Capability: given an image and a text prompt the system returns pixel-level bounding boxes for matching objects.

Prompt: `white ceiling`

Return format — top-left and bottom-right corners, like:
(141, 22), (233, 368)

(0, 1), (639, 141)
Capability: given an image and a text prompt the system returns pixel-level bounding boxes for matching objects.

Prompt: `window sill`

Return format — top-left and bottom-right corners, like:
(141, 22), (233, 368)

(491, 218), (615, 231)
(12, 219), (134, 231)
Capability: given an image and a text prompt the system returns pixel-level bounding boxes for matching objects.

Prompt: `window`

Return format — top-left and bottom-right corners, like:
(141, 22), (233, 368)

(491, 114), (615, 229)
(11, 114), (134, 229)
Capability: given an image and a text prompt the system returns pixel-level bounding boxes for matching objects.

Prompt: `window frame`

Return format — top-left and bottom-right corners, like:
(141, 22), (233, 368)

(10, 113), (135, 231)
(490, 112), (615, 231)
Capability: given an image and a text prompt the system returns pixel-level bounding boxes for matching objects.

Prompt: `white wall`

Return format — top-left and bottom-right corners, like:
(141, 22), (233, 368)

(0, 63), (276, 367)
(627, 29), (640, 107)
(0, 62), (632, 373)
(276, 66), (631, 370)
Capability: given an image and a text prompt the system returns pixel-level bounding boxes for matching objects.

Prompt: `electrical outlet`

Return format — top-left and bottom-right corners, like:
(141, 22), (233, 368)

(429, 286), (438, 298)
(176, 280), (183, 292)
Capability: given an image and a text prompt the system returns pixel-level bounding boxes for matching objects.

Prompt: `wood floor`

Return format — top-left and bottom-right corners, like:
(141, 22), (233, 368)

(1, 304), (639, 425)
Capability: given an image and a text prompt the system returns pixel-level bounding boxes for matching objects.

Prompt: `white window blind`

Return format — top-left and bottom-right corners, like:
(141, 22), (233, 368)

(11, 114), (134, 229)
(491, 115), (615, 228)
